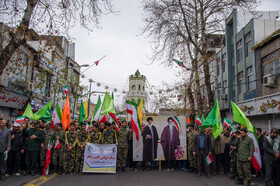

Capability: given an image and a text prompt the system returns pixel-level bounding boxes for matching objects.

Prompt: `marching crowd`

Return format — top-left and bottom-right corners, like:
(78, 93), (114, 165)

(0, 116), (280, 186)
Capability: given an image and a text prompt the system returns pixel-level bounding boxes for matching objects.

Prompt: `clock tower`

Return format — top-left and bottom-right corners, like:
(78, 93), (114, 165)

(127, 69), (147, 105)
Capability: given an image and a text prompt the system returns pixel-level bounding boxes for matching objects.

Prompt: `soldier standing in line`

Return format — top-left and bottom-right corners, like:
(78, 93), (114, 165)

(187, 124), (198, 173)
(22, 121), (45, 176)
(236, 128), (254, 186)
(117, 121), (131, 172)
(40, 121), (54, 175)
(229, 130), (241, 179)
(102, 122), (118, 145)
(64, 122), (78, 175)
(90, 124), (102, 144)
(52, 123), (65, 175)
(76, 123), (90, 174)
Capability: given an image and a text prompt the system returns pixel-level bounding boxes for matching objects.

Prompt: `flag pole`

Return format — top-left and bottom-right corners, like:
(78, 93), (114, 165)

(82, 55), (107, 73)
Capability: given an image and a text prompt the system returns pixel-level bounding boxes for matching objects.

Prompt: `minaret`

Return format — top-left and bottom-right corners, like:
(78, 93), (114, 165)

(127, 69), (147, 106)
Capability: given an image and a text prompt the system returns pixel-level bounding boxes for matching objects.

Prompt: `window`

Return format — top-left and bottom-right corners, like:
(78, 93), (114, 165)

(217, 57), (220, 75)
(245, 32), (252, 57)
(236, 40), (242, 62)
(238, 71), (244, 94)
(223, 80), (228, 94)
(263, 64), (268, 76)
(247, 66), (253, 91)
(34, 68), (51, 97)
(132, 85), (136, 90)
(209, 60), (214, 73)
(217, 83), (221, 100)
(222, 53), (226, 73)
(139, 85), (141, 91)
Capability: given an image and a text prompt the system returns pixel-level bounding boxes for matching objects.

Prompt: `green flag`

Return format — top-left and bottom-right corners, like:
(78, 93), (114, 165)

(100, 92), (115, 115)
(40, 107), (52, 121)
(202, 114), (205, 122)
(32, 101), (51, 120)
(231, 101), (254, 133)
(79, 99), (86, 125)
(201, 99), (223, 139)
(23, 103), (34, 119)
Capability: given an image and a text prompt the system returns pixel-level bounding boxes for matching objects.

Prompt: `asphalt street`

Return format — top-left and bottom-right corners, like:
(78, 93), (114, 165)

(4, 169), (265, 186)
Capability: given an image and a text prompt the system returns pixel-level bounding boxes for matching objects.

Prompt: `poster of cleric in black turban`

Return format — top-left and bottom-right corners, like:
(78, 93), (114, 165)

(133, 116), (187, 162)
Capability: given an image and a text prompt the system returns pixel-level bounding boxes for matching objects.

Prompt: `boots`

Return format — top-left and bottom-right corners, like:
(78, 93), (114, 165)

(50, 165), (57, 174)
(235, 178), (243, 184)
(246, 181), (251, 186)
(58, 166), (63, 175)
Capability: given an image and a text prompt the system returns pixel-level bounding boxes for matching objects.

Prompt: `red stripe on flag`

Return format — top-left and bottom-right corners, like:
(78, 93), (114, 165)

(131, 118), (139, 140)
(209, 154), (214, 162)
(251, 155), (261, 172)
(172, 118), (180, 131)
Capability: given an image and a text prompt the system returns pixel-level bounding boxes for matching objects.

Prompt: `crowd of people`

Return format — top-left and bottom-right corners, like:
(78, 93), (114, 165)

(0, 116), (279, 186)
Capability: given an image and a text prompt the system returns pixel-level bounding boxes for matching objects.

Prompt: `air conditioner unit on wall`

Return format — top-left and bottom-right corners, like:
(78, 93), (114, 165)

(263, 74), (276, 87)
(27, 82), (34, 92)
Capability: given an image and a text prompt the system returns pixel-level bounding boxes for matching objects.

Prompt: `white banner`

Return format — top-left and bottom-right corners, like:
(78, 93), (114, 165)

(83, 143), (117, 174)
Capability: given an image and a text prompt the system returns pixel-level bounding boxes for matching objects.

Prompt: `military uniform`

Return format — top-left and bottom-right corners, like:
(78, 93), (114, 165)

(117, 128), (131, 168)
(76, 130), (90, 173)
(102, 129), (117, 144)
(187, 130), (198, 170)
(52, 130), (65, 169)
(22, 127), (45, 175)
(236, 135), (254, 185)
(90, 131), (102, 144)
(230, 136), (238, 178)
(63, 130), (77, 173)
(40, 128), (54, 167)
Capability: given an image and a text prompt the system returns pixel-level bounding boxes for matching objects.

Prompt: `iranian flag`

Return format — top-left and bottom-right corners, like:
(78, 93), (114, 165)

(43, 136), (53, 175)
(126, 100), (142, 140)
(173, 116), (181, 131)
(224, 118), (233, 128)
(205, 154), (214, 166)
(64, 86), (69, 94)
(15, 116), (25, 123)
(54, 139), (60, 150)
(248, 128), (262, 172)
(91, 95), (102, 123)
(230, 126), (237, 136)
(51, 103), (62, 130)
(116, 112), (122, 119)
(196, 116), (202, 125)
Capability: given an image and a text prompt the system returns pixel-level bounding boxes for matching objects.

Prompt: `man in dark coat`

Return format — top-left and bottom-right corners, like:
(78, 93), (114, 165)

(263, 128), (280, 186)
(193, 128), (212, 178)
(142, 117), (158, 171)
(161, 117), (180, 171)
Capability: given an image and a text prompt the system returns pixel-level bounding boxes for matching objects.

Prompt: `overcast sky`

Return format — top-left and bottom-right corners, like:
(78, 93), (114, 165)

(69, 0), (280, 105)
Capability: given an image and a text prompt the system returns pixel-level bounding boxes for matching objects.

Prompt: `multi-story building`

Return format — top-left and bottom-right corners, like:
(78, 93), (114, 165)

(0, 23), (82, 120)
(213, 10), (280, 130)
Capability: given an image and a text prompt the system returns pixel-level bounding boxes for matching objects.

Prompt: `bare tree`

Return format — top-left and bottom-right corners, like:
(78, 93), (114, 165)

(0, 0), (115, 75)
(142, 0), (259, 109)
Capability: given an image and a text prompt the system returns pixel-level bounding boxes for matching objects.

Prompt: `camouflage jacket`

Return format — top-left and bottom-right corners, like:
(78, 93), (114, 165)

(102, 129), (117, 144)
(77, 130), (90, 147)
(43, 128), (54, 148)
(187, 130), (198, 148)
(90, 131), (102, 144)
(117, 128), (131, 148)
(52, 130), (65, 149)
(65, 130), (78, 148)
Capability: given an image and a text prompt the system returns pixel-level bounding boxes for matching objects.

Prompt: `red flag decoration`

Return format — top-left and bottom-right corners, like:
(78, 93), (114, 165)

(94, 61), (99, 66)
(54, 139), (60, 150)
(64, 86), (69, 94)
(195, 116), (202, 125)
(109, 113), (120, 131)
(43, 136), (52, 175)
(99, 115), (107, 124)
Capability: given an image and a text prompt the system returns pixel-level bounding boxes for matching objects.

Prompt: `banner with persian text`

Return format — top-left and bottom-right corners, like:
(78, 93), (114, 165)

(83, 143), (117, 174)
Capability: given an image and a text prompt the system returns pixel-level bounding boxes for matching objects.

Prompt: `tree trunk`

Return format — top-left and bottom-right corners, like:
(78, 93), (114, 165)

(186, 78), (195, 125)
(0, 0), (38, 76)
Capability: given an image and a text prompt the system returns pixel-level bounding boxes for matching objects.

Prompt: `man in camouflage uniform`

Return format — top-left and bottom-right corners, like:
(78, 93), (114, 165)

(117, 121), (131, 172)
(236, 128), (254, 185)
(52, 123), (65, 175)
(90, 124), (102, 144)
(40, 121), (54, 174)
(187, 124), (198, 173)
(230, 130), (240, 179)
(103, 122), (118, 144)
(76, 123), (90, 173)
(64, 122), (78, 174)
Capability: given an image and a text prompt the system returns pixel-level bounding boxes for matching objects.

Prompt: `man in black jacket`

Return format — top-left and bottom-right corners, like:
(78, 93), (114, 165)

(256, 128), (265, 176)
(193, 128), (212, 178)
(263, 128), (280, 186)
(7, 123), (25, 176)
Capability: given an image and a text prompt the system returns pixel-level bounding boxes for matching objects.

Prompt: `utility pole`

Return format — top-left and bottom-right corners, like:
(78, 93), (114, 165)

(88, 79), (94, 117)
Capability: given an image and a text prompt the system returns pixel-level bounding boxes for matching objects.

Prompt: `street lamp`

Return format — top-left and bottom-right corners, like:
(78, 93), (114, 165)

(88, 91), (106, 117)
